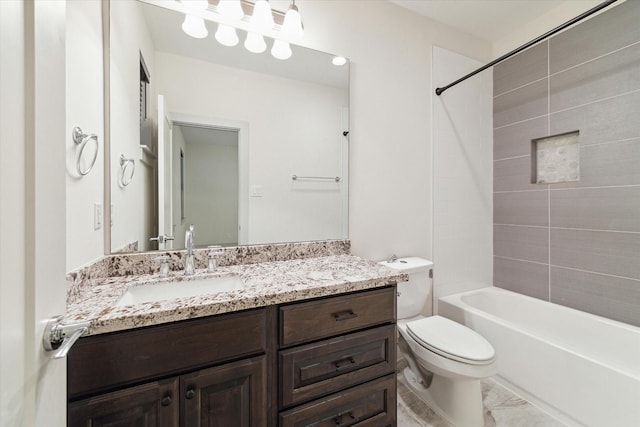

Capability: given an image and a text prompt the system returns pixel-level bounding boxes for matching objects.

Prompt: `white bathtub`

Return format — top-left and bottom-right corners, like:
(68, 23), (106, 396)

(438, 287), (640, 427)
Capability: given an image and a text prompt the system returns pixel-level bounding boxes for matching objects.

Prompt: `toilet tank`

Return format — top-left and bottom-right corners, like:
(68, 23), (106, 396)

(378, 257), (433, 319)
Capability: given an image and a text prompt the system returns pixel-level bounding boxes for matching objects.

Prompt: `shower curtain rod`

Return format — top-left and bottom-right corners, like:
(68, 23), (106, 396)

(435, 0), (619, 96)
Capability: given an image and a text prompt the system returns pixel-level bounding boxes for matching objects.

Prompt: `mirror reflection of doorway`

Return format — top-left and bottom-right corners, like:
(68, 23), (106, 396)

(173, 125), (239, 247)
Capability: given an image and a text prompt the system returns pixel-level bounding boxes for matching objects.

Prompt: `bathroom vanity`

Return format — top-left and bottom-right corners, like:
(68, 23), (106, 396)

(64, 251), (404, 426)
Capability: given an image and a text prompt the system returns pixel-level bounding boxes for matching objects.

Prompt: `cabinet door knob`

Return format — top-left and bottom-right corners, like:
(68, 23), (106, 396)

(161, 395), (172, 406)
(185, 388), (196, 399)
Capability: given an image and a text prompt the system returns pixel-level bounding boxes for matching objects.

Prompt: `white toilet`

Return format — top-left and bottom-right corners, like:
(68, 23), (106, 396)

(379, 257), (497, 427)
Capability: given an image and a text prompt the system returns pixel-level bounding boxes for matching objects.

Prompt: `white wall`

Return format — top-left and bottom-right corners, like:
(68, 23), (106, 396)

(277, 0), (492, 261)
(432, 46), (493, 310)
(65, 0), (104, 271)
(155, 52), (348, 244)
(109, 0), (157, 253)
(492, 0), (600, 57)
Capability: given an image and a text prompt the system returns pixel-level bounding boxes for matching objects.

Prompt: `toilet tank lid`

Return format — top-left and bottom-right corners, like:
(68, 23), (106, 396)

(378, 257), (433, 274)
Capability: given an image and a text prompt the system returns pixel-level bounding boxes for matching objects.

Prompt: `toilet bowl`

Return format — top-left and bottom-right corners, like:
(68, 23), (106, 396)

(379, 257), (497, 427)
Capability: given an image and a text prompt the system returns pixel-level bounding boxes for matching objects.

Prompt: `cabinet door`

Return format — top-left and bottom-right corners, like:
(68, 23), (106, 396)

(68, 378), (179, 427)
(181, 355), (267, 427)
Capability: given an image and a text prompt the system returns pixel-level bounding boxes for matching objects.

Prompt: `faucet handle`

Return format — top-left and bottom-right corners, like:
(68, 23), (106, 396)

(153, 255), (171, 277)
(207, 245), (224, 273)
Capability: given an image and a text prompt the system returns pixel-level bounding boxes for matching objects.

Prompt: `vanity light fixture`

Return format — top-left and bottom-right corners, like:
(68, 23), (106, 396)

(250, 0), (275, 32)
(281, 0), (303, 41)
(271, 39), (292, 60)
(217, 0), (244, 21)
(215, 23), (240, 46)
(181, 0), (209, 39)
(178, 0), (303, 60)
(332, 56), (347, 66)
(182, 14), (209, 38)
(245, 31), (267, 53)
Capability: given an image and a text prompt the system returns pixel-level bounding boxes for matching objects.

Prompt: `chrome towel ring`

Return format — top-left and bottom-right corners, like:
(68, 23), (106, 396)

(72, 126), (99, 176)
(119, 154), (135, 187)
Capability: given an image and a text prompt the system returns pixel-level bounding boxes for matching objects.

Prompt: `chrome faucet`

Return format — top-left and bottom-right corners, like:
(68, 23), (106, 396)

(184, 224), (195, 275)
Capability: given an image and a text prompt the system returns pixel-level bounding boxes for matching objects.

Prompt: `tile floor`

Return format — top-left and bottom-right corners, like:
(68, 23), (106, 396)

(396, 361), (566, 426)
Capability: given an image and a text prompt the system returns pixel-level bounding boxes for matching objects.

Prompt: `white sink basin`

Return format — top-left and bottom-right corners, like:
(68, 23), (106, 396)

(115, 275), (243, 307)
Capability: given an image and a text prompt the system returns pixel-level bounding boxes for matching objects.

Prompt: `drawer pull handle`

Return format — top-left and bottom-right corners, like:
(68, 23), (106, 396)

(334, 413), (358, 426)
(334, 356), (356, 372)
(333, 310), (358, 321)
(161, 395), (172, 406)
(185, 388), (196, 400)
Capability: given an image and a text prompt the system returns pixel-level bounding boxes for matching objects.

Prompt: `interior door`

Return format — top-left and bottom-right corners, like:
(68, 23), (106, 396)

(157, 94), (173, 249)
(0, 1), (69, 426)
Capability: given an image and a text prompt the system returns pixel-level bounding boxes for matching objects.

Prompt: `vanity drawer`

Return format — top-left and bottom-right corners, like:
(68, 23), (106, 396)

(279, 374), (396, 427)
(68, 308), (266, 400)
(280, 324), (396, 408)
(279, 287), (396, 347)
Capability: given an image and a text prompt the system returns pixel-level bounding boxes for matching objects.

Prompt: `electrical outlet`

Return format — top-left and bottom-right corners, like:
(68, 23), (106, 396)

(94, 203), (103, 230)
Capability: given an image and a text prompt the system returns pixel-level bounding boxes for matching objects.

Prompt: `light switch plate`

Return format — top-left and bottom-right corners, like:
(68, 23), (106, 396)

(250, 185), (263, 197)
(94, 203), (103, 230)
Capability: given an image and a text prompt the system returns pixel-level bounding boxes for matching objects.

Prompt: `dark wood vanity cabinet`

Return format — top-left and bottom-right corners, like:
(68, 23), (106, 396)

(278, 286), (397, 426)
(67, 286), (397, 427)
(67, 308), (269, 427)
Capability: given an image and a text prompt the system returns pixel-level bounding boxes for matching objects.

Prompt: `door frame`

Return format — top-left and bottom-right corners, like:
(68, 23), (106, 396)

(169, 113), (250, 245)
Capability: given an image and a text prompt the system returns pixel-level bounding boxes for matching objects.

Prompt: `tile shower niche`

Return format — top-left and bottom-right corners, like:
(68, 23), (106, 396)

(532, 131), (580, 184)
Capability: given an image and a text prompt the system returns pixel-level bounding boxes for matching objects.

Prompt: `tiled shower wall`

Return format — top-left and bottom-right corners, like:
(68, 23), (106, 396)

(492, 0), (640, 326)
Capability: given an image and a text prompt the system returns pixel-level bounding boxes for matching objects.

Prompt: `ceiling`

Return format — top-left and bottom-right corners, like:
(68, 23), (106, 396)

(388, 0), (566, 43)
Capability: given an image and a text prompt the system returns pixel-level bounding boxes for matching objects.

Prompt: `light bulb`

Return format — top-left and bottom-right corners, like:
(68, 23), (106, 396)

(215, 23), (239, 46)
(244, 32), (267, 53)
(271, 39), (292, 60)
(282, 3), (303, 40)
(250, 0), (274, 33)
(181, 0), (209, 13)
(332, 56), (347, 66)
(217, 0), (243, 21)
(182, 15), (208, 39)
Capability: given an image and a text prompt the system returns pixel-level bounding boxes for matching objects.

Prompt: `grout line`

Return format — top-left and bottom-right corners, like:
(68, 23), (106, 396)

(494, 189), (549, 194)
(493, 113), (547, 130)
(494, 255), (549, 267)
(493, 76), (548, 99)
(494, 154), (529, 162)
(582, 137), (640, 148)
(548, 40), (640, 78)
(494, 224), (548, 229)
(494, 256), (640, 283)
(550, 88), (640, 115)
(550, 265), (640, 282)
(549, 184), (640, 191)
(494, 224), (640, 234)
(495, 184), (640, 194)
(549, 226), (640, 234)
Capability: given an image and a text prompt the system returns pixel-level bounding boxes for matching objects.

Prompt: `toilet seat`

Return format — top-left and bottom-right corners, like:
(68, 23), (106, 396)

(406, 316), (495, 365)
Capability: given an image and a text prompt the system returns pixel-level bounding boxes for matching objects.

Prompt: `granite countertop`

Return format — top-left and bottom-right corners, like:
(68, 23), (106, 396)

(65, 254), (407, 336)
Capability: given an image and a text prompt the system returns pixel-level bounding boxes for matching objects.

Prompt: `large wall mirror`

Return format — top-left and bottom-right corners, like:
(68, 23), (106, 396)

(108, 0), (349, 253)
